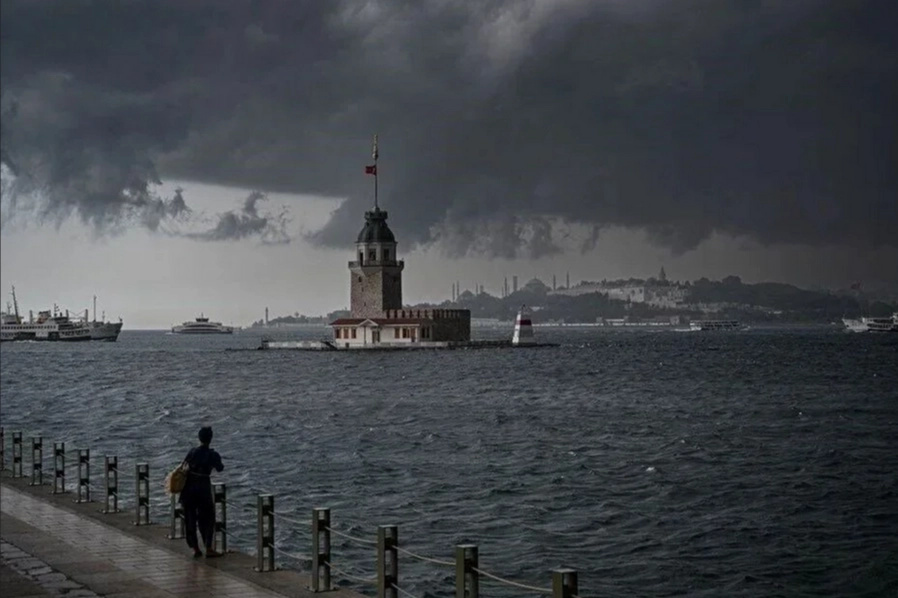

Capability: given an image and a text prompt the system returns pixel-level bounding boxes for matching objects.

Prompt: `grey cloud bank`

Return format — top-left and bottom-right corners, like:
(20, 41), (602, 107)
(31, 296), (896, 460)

(1, 0), (895, 264)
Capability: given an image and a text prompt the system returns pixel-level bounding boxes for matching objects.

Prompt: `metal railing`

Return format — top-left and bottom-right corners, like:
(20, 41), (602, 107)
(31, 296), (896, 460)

(0, 429), (584, 597)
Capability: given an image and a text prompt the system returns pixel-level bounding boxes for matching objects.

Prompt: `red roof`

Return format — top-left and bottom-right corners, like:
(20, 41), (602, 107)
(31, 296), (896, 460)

(329, 318), (427, 326)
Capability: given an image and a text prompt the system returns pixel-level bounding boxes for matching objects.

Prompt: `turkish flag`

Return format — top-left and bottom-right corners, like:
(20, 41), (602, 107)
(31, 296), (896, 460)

(365, 165), (377, 175)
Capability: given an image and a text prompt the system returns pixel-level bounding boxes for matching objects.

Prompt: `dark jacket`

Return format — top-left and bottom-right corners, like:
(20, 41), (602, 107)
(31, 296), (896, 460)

(179, 445), (224, 505)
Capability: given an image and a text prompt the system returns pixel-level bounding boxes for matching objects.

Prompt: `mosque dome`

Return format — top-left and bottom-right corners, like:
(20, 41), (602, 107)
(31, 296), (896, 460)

(356, 207), (396, 244)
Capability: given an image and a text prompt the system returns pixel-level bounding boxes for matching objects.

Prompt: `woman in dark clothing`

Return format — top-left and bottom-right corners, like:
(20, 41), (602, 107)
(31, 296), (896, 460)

(180, 426), (224, 557)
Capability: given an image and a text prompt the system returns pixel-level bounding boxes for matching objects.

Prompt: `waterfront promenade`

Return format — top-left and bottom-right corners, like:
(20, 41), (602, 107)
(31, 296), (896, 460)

(0, 473), (362, 598)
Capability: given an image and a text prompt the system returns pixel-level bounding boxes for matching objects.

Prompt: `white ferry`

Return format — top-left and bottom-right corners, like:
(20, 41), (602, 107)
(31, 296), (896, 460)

(688, 320), (745, 331)
(172, 315), (234, 335)
(1, 287), (92, 342)
(842, 313), (898, 333)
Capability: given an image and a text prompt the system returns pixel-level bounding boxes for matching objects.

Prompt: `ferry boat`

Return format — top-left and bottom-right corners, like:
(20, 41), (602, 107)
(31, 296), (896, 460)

(688, 320), (745, 331)
(1, 288), (91, 342)
(172, 315), (234, 335)
(842, 313), (898, 333)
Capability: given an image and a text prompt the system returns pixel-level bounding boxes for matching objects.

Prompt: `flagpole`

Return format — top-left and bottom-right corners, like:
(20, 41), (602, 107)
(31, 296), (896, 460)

(373, 134), (379, 209)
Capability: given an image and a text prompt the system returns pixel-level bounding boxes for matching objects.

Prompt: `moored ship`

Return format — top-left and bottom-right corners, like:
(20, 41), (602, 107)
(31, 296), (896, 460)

(1, 288), (91, 342)
(172, 315), (234, 334)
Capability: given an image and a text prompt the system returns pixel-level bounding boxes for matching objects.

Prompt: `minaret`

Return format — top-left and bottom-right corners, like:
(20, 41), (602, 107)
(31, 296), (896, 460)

(349, 135), (404, 318)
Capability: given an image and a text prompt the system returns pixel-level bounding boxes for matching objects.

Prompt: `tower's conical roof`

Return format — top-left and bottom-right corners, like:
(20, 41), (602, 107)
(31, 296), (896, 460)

(356, 207), (396, 243)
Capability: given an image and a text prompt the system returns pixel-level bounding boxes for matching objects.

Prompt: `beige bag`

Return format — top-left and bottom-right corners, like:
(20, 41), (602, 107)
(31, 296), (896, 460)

(164, 461), (189, 494)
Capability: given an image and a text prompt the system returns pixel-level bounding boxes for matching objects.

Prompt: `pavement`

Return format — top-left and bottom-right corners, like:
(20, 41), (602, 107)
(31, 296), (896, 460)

(0, 474), (363, 598)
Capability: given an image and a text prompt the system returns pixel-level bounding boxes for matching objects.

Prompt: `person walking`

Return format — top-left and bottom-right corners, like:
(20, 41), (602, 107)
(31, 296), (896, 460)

(180, 426), (224, 557)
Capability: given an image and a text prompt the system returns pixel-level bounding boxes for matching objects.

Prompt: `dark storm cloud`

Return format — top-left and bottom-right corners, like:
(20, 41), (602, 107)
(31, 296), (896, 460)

(1, 0), (896, 257)
(186, 191), (290, 244)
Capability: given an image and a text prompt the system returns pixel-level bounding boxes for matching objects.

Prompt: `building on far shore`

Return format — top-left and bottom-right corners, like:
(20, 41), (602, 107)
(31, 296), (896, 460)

(328, 175), (470, 347)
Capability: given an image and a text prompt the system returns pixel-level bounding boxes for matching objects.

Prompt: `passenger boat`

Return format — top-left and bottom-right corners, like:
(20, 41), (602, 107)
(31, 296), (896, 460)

(843, 313), (898, 333)
(1, 288), (91, 342)
(172, 315), (234, 334)
(688, 320), (745, 331)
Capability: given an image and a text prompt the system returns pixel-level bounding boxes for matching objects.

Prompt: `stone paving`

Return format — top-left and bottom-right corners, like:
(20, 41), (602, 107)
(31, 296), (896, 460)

(1, 540), (97, 596)
(0, 482), (361, 598)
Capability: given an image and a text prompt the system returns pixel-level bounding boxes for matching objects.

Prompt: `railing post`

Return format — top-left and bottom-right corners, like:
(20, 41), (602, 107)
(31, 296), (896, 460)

(377, 525), (398, 598)
(552, 569), (578, 598)
(311, 507), (331, 591)
(213, 483), (227, 553)
(168, 495), (185, 539)
(102, 455), (119, 513)
(53, 442), (66, 494)
(74, 449), (91, 503)
(455, 544), (479, 598)
(255, 494), (275, 572)
(30, 436), (43, 486)
(134, 463), (150, 525)
(11, 432), (22, 477)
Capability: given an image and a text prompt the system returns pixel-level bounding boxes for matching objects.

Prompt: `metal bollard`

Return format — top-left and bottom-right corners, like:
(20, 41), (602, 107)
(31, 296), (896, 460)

(30, 437), (43, 486)
(455, 544), (479, 598)
(102, 456), (119, 513)
(311, 507), (332, 591)
(11, 432), (23, 477)
(255, 494), (275, 572)
(168, 495), (186, 539)
(53, 442), (66, 494)
(213, 483), (227, 553)
(377, 525), (398, 598)
(552, 569), (578, 598)
(134, 463), (150, 525)
(74, 449), (91, 503)
(12, 432), (23, 477)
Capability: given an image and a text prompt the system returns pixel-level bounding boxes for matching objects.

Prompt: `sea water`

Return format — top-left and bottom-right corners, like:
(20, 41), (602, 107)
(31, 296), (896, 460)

(1, 327), (895, 597)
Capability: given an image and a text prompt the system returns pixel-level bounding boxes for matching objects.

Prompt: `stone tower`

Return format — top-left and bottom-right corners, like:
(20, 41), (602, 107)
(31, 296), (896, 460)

(349, 207), (404, 318)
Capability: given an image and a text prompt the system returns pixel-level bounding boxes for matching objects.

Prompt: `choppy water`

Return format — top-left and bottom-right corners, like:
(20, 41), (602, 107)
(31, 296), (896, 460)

(1, 327), (896, 598)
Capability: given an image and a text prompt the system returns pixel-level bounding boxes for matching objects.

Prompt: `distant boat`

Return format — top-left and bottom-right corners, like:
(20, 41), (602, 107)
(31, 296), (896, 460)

(1, 287), (91, 342)
(688, 320), (745, 331)
(172, 315), (234, 335)
(842, 314), (898, 333)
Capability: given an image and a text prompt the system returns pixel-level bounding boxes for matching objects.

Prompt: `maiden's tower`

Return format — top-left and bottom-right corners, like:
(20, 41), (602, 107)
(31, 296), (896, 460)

(329, 137), (470, 347)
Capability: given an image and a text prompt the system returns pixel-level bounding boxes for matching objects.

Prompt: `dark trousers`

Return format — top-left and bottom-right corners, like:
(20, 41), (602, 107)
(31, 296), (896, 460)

(183, 498), (215, 551)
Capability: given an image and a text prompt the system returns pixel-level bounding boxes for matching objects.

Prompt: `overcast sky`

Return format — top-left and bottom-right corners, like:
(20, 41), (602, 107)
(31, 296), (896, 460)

(1, 0), (896, 328)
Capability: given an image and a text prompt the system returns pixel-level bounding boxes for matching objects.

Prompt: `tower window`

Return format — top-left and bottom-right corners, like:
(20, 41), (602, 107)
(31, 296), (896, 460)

(358, 276), (362, 282)
(369, 250), (376, 260)
(384, 249), (390, 261)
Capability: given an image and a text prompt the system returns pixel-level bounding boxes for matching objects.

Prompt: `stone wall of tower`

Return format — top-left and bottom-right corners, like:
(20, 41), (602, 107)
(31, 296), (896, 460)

(350, 266), (403, 318)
